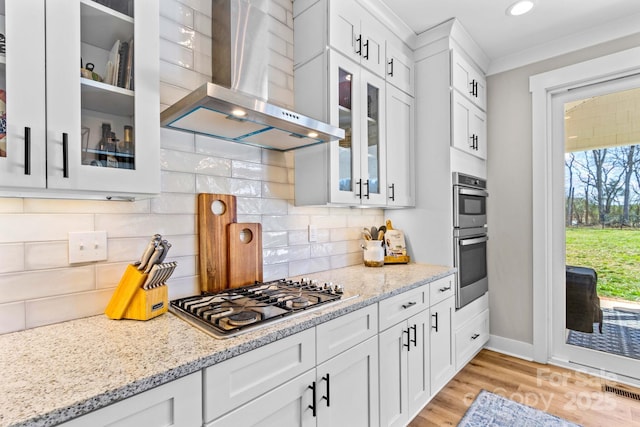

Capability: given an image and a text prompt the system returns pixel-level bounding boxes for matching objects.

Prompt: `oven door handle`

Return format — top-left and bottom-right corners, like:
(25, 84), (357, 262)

(459, 235), (488, 246)
(458, 187), (489, 198)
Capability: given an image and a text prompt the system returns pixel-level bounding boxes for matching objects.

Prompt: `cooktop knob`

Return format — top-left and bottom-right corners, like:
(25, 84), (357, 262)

(334, 284), (344, 294)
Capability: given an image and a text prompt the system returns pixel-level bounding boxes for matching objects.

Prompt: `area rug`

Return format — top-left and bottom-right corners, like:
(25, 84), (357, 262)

(567, 307), (640, 360)
(458, 390), (581, 427)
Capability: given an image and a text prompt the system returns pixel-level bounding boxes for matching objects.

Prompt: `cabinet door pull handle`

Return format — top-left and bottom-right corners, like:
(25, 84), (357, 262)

(308, 381), (317, 417)
(410, 324), (417, 347)
(24, 127), (31, 175)
(388, 58), (394, 76)
(432, 312), (439, 332)
(363, 40), (369, 59)
(403, 328), (411, 351)
(364, 179), (370, 199)
(62, 133), (69, 178)
(321, 374), (330, 407)
(401, 301), (416, 309)
(389, 183), (395, 201)
(471, 333), (480, 340)
(356, 179), (362, 199)
(355, 35), (362, 55)
(439, 285), (452, 292)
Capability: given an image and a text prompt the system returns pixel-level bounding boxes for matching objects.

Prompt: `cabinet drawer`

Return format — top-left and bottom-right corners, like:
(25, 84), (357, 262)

(379, 285), (427, 331)
(429, 275), (455, 307)
(455, 309), (489, 370)
(60, 372), (202, 427)
(316, 304), (378, 364)
(203, 328), (315, 422)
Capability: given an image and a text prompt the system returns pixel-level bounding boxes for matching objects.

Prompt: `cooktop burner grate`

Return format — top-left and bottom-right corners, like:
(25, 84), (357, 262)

(169, 278), (344, 338)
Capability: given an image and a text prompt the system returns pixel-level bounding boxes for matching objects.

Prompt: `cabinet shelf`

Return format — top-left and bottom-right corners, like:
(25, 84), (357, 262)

(81, 77), (134, 116)
(83, 148), (134, 159)
(80, 0), (133, 51)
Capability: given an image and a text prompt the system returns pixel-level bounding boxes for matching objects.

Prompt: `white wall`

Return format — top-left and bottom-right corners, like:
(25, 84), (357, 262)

(487, 33), (640, 348)
(0, 0), (382, 334)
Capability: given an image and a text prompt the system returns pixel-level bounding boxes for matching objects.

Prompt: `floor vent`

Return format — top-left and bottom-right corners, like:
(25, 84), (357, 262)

(603, 384), (640, 401)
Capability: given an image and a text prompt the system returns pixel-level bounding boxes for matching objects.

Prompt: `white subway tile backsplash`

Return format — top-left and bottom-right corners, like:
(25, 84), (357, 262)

(0, 244), (24, 273)
(310, 215), (347, 228)
(160, 82), (192, 112)
(193, 50), (212, 76)
(262, 149), (293, 168)
(0, 199), (24, 213)
(94, 214), (195, 239)
(331, 227), (361, 242)
(263, 263), (289, 281)
(25, 289), (113, 329)
(167, 275), (199, 300)
(264, 244), (310, 264)
(311, 241), (348, 258)
(160, 60), (208, 91)
(289, 256), (331, 277)
(268, 1), (288, 23)
(0, 267), (95, 304)
(0, 214), (94, 243)
(194, 12), (212, 37)
(151, 193), (197, 214)
(106, 237), (150, 263)
(262, 215), (309, 232)
(269, 16), (294, 44)
(160, 38), (194, 69)
(0, 302), (26, 334)
(161, 149), (232, 176)
(236, 214), (262, 224)
(262, 182), (294, 199)
(24, 242), (69, 270)
(96, 262), (131, 289)
(161, 128), (196, 152)
(159, 15), (195, 48)
(263, 231), (288, 248)
(23, 198), (150, 214)
(232, 161), (289, 184)
(160, 0), (194, 29)
(170, 255), (197, 278)
(331, 252), (362, 269)
(178, 0), (211, 16)
(161, 171), (196, 193)
(160, 234), (198, 257)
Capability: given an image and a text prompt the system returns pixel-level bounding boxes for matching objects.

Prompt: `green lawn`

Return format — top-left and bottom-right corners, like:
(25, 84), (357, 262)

(566, 228), (640, 301)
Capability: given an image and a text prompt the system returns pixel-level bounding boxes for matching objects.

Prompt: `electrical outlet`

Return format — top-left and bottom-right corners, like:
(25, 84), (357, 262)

(308, 225), (318, 242)
(68, 231), (108, 264)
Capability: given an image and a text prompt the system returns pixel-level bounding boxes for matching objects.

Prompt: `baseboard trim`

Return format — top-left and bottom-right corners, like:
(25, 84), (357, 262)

(486, 334), (534, 361)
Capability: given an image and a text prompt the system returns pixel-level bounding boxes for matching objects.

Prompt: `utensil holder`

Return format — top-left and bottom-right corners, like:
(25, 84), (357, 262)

(105, 264), (168, 321)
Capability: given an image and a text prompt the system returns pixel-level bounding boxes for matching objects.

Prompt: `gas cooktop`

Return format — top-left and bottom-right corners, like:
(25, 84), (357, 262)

(169, 278), (346, 338)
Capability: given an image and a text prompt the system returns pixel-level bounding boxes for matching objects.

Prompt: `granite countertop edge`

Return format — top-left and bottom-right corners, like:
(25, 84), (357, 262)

(2, 264), (455, 427)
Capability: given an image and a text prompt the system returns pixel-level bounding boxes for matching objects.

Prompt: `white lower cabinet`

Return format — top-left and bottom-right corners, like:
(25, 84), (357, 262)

(379, 309), (430, 427)
(316, 336), (380, 427)
(429, 296), (455, 393)
(206, 369), (316, 427)
(203, 328), (316, 423)
(455, 308), (490, 371)
(60, 372), (202, 427)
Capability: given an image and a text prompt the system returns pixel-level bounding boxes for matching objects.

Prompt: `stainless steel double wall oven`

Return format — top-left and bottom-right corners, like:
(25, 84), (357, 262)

(453, 173), (488, 308)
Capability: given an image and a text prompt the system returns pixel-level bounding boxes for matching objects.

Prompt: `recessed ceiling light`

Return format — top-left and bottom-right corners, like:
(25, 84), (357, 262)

(231, 108), (246, 117)
(506, 0), (535, 16)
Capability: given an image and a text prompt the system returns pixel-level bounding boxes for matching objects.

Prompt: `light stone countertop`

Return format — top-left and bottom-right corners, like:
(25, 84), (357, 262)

(0, 263), (455, 427)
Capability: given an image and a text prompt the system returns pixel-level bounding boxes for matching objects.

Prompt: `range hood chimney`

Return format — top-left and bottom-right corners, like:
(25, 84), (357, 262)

(160, 0), (344, 151)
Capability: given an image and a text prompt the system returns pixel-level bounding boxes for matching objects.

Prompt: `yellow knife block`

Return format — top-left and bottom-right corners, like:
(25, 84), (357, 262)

(105, 264), (168, 321)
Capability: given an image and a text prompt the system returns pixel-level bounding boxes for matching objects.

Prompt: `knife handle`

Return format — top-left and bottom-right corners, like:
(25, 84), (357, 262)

(138, 235), (161, 271)
(157, 240), (171, 263)
(144, 246), (164, 274)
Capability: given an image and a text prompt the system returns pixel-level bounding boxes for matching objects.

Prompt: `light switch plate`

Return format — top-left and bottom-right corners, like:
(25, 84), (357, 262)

(69, 231), (108, 264)
(308, 225), (318, 242)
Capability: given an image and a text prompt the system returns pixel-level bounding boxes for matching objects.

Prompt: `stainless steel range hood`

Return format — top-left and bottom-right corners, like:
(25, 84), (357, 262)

(160, 0), (344, 151)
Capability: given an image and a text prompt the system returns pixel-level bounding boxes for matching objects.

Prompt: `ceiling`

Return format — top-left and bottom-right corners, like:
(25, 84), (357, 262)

(379, 0), (640, 74)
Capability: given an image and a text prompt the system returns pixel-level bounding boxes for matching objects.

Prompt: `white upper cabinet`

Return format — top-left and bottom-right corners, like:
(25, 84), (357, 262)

(0, 0), (47, 189)
(385, 37), (414, 96)
(451, 50), (486, 111)
(0, 0), (159, 200)
(385, 85), (414, 206)
(328, 0), (385, 77)
(452, 91), (487, 160)
(293, 0), (414, 207)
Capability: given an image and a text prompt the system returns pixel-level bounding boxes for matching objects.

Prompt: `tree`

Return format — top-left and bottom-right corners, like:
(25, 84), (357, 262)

(566, 153), (576, 226)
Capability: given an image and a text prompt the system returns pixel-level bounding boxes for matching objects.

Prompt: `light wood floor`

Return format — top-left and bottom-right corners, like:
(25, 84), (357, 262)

(409, 349), (640, 426)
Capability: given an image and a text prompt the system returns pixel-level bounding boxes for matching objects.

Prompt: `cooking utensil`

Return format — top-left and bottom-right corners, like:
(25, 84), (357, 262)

(157, 239), (171, 263)
(198, 193), (238, 293)
(377, 230), (385, 241)
(228, 223), (263, 288)
(370, 226), (378, 240)
(362, 228), (372, 240)
(379, 225), (386, 234)
(143, 245), (164, 274)
(137, 234), (161, 271)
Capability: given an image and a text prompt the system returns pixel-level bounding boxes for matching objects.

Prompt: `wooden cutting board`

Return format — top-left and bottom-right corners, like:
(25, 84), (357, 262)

(228, 222), (263, 288)
(198, 193), (237, 293)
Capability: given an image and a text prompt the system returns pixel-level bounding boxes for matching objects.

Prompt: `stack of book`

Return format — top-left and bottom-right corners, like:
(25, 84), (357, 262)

(104, 38), (134, 90)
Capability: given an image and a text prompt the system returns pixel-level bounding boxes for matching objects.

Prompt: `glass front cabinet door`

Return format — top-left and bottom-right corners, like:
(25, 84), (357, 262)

(329, 51), (386, 205)
(0, 0), (159, 199)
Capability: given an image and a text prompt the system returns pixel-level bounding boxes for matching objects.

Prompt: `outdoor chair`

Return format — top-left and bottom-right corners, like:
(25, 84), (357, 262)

(566, 265), (603, 333)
